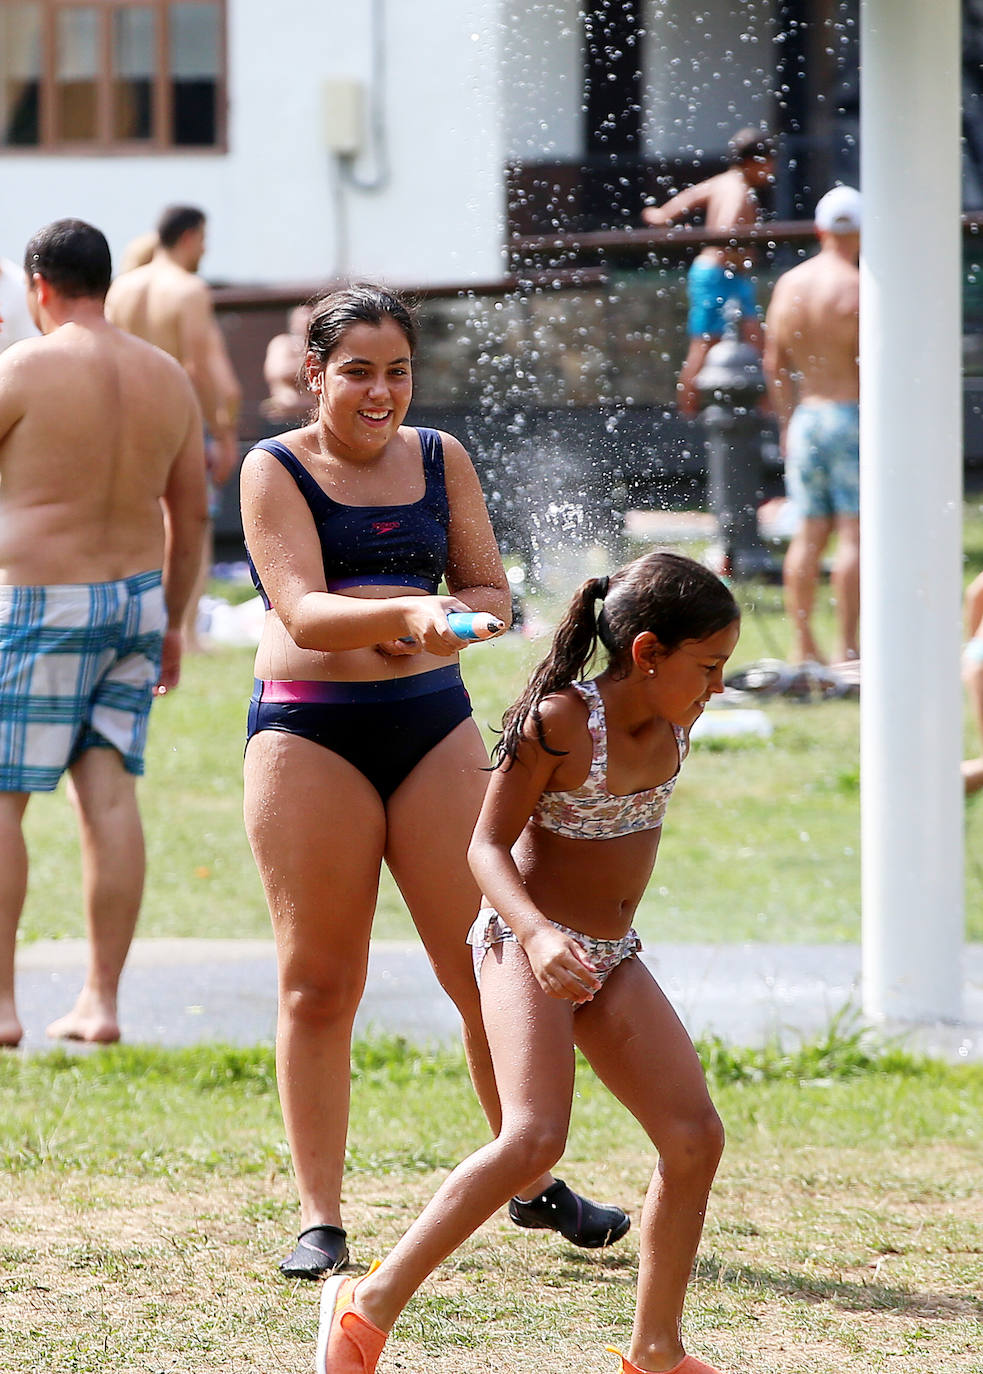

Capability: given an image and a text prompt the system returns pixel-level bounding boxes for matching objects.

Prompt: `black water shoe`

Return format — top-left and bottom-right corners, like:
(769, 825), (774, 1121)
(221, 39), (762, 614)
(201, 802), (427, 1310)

(508, 1179), (630, 1248)
(279, 1224), (349, 1279)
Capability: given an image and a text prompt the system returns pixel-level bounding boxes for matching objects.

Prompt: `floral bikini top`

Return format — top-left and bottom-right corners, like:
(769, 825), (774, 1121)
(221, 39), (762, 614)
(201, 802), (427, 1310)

(533, 679), (688, 840)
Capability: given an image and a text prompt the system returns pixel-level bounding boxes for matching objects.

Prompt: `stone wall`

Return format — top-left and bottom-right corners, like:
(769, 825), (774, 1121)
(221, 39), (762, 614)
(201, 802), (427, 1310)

(411, 269), (697, 410)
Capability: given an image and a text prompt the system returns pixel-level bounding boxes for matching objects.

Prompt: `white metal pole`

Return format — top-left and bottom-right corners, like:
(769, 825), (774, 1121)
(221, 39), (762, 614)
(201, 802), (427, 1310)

(860, 0), (964, 1021)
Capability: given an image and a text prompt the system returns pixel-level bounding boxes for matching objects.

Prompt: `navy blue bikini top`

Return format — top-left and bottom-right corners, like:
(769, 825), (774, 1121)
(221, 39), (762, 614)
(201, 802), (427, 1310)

(247, 429), (450, 608)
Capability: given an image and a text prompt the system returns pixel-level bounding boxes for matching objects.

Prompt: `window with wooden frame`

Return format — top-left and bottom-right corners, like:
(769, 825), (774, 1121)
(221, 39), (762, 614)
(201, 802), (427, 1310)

(0, 0), (226, 152)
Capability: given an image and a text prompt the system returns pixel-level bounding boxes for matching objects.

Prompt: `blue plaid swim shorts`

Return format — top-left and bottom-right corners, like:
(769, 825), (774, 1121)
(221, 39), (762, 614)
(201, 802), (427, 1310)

(0, 571), (166, 791)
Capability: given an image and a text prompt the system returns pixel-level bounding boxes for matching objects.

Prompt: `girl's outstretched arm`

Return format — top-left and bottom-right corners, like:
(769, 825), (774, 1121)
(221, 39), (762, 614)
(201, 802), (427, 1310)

(468, 697), (603, 1004)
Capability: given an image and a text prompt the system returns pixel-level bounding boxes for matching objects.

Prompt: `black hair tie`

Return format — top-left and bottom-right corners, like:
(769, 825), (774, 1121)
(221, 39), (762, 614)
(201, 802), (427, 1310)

(596, 575), (610, 600)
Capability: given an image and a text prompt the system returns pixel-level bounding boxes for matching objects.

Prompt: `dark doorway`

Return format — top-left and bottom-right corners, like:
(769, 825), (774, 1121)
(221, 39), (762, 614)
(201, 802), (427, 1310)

(583, 0), (644, 227)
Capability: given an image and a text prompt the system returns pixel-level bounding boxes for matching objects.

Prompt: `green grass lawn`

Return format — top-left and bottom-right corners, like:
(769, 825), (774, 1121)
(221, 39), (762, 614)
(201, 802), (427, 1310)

(6, 517), (983, 1373)
(0, 1039), (980, 1373)
(14, 514), (983, 947)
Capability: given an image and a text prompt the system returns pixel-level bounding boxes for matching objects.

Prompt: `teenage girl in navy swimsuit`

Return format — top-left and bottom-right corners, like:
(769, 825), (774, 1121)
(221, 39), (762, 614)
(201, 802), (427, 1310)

(240, 285), (627, 1280)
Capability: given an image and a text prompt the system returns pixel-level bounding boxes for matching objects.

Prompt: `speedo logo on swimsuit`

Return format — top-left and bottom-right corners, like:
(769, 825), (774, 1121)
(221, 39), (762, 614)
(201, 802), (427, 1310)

(371, 520), (401, 535)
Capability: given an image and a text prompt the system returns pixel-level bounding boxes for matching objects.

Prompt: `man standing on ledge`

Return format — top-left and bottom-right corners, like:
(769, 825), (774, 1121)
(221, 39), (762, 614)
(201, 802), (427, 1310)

(764, 185), (861, 665)
(643, 126), (776, 416)
(106, 205), (240, 650)
(0, 219), (207, 1047)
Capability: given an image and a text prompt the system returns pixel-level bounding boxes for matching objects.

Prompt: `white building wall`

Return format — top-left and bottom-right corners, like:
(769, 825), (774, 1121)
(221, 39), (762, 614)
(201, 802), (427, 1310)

(1, 0), (507, 287)
(499, 0), (778, 170)
(349, 0), (506, 284)
(501, 0), (583, 162)
(641, 0), (777, 159)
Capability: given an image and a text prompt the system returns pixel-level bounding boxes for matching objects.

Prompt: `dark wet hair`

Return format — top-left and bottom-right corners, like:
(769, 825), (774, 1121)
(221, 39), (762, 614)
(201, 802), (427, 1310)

(306, 283), (419, 366)
(494, 550), (739, 766)
(23, 218), (112, 300)
(157, 204), (206, 249)
(729, 126), (776, 166)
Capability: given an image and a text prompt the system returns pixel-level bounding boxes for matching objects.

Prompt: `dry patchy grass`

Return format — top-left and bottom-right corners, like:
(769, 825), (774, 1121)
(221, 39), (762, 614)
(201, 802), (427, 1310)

(2, 1134), (981, 1373)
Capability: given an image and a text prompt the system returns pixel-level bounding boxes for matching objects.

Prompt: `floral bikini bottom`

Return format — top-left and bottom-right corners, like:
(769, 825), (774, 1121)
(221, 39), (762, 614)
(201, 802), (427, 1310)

(466, 906), (642, 1000)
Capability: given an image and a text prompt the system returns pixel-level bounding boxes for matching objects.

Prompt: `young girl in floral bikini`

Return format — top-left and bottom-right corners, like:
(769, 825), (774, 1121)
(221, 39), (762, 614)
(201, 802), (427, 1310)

(317, 549), (741, 1374)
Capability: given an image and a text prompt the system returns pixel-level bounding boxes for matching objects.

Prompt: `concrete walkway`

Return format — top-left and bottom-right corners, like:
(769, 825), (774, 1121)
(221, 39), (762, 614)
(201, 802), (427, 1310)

(12, 938), (983, 1060)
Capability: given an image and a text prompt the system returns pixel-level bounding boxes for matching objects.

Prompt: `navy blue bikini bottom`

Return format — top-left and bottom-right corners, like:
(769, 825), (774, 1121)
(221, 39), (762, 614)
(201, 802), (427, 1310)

(246, 665), (473, 802)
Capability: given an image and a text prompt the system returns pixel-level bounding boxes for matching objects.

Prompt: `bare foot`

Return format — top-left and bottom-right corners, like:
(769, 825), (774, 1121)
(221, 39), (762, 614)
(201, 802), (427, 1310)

(0, 1016), (23, 1049)
(46, 996), (120, 1044)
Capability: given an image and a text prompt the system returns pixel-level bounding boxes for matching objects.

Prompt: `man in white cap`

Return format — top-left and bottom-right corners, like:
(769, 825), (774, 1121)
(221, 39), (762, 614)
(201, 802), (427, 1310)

(764, 185), (861, 664)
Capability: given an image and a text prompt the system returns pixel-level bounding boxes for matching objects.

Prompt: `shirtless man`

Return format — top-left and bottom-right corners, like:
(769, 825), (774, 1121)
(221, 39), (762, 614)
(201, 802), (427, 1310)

(0, 218), (207, 1047)
(261, 303), (314, 421)
(106, 205), (241, 649)
(763, 185), (861, 664)
(643, 126), (776, 415)
(118, 230), (159, 274)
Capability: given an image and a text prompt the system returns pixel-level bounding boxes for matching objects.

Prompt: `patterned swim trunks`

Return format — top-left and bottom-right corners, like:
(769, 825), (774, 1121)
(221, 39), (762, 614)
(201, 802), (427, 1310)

(0, 571), (166, 791)
(785, 401), (860, 520)
(466, 907), (642, 1003)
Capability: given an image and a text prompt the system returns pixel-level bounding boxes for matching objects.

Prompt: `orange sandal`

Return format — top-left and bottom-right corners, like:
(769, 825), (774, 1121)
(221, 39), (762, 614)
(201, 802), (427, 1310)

(607, 1350), (723, 1374)
(317, 1261), (387, 1373)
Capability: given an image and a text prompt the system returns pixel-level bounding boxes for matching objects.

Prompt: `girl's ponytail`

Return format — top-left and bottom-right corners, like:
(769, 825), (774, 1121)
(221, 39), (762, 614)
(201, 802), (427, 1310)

(494, 574), (609, 766)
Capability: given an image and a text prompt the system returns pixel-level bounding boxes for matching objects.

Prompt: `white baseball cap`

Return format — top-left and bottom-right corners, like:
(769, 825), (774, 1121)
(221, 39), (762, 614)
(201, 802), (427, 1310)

(814, 185), (862, 234)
